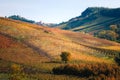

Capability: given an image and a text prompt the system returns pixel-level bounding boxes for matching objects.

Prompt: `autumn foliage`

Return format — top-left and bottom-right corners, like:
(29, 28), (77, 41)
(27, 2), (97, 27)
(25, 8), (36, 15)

(11, 63), (22, 73)
(53, 63), (120, 79)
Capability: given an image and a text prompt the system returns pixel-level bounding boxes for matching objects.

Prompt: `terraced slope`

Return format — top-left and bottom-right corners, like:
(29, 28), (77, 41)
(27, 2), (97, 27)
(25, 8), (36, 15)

(0, 17), (120, 64)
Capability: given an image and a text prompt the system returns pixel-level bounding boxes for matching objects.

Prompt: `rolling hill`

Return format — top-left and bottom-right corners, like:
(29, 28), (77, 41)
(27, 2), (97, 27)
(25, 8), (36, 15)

(0, 17), (120, 80)
(0, 17), (120, 64)
(57, 7), (120, 33)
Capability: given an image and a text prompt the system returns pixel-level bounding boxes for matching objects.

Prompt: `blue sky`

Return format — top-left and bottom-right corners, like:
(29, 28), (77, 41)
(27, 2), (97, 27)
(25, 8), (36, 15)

(0, 0), (120, 23)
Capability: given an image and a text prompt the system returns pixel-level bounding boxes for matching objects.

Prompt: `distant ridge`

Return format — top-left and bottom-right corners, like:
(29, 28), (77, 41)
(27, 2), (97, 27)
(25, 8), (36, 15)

(8, 15), (35, 23)
(57, 7), (120, 32)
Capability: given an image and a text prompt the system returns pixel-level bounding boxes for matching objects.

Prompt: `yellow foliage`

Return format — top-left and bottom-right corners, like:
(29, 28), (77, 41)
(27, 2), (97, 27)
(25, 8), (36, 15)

(11, 63), (22, 73)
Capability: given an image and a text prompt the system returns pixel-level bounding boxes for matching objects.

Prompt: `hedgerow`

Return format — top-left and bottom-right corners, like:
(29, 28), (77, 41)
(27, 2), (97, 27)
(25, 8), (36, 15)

(53, 63), (120, 79)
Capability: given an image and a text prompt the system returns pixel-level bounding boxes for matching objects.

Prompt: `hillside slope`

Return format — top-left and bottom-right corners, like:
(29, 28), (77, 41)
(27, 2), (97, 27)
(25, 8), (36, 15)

(0, 17), (120, 64)
(57, 7), (120, 33)
(0, 33), (48, 64)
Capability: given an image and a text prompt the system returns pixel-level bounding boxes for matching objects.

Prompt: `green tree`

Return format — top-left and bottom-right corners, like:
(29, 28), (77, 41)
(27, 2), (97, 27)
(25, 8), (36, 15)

(60, 52), (71, 63)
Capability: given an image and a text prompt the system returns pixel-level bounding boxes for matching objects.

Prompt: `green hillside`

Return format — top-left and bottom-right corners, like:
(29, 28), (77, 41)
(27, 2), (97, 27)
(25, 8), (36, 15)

(57, 7), (120, 33)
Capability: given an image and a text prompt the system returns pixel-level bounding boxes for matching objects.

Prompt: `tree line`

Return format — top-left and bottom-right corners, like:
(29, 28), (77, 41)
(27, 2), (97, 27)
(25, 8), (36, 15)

(8, 15), (35, 23)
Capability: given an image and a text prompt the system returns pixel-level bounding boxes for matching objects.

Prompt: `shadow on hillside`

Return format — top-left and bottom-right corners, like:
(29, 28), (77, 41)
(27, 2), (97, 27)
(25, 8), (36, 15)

(44, 61), (61, 64)
(0, 32), (53, 61)
(24, 41), (53, 60)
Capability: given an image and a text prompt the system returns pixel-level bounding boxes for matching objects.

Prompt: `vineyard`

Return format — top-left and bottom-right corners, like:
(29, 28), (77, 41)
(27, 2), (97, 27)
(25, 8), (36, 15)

(0, 17), (120, 80)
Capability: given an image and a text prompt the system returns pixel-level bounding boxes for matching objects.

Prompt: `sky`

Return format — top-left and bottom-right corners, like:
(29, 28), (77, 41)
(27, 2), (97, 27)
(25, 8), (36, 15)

(0, 0), (120, 23)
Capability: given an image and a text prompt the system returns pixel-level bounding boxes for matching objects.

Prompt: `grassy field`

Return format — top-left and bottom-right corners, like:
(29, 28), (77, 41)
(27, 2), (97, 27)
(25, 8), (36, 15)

(0, 17), (120, 80)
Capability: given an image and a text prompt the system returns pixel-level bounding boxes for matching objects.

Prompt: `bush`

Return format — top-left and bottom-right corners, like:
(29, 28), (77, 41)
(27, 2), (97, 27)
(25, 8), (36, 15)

(60, 52), (71, 63)
(10, 63), (22, 73)
(52, 63), (120, 79)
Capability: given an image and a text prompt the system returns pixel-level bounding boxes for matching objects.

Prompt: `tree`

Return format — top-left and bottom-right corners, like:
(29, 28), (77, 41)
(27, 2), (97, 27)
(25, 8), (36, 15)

(98, 30), (118, 41)
(60, 52), (71, 63)
(106, 30), (118, 41)
(98, 30), (106, 39)
(110, 25), (118, 32)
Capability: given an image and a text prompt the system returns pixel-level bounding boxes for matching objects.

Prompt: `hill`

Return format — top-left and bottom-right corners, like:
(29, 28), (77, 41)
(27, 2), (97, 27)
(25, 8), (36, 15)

(1, 17), (120, 63)
(8, 15), (35, 23)
(0, 17), (120, 80)
(57, 7), (120, 33)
